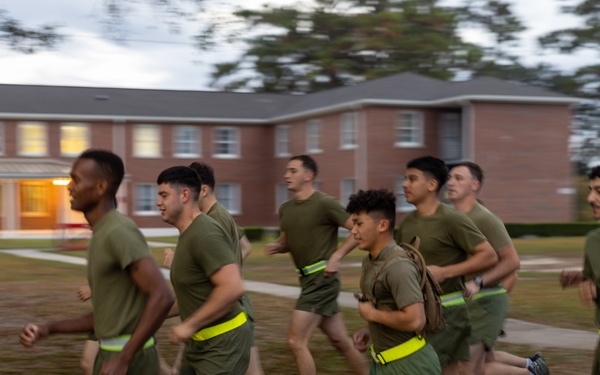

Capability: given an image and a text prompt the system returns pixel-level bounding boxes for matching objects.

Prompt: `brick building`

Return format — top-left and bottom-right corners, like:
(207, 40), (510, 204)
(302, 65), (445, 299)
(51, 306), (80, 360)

(0, 72), (578, 231)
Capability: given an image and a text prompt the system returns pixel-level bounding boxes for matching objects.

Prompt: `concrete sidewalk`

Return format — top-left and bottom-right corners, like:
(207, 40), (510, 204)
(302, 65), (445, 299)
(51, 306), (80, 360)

(2, 248), (597, 351)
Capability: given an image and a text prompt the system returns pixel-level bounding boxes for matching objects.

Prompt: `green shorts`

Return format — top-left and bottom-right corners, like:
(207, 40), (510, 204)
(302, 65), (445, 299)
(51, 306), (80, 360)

(467, 290), (509, 349)
(241, 293), (256, 346)
(426, 303), (471, 367)
(94, 345), (159, 375)
(295, 271), (340, 317)
(369, 343), (441, 374)
(594, 337), (600, 375)
(180, 321), (252, 375)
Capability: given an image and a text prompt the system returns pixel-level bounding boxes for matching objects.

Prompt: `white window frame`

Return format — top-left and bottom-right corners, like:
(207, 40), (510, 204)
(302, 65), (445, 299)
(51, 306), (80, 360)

(213, 127), (240, 158)
(275, 183), (289, 212)
(133, 124), (162, 158)
(395, 111), (424, 147)
(173, 125), (201, 158)
(340, 178), (356, 206)
(216, 183), (241, 214)
(275, 125), (291, 157)
(340, 112), (357, 149)
(395, 177), (415, 212)
(134, 184), (159, 216)
(306, 119), (322, 153)
(60, 122), (90, 157)
(18, 121), (48, 156)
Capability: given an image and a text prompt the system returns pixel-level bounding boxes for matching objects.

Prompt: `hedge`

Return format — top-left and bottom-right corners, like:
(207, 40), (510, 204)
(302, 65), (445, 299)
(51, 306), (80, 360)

(504, 222), (600, 238)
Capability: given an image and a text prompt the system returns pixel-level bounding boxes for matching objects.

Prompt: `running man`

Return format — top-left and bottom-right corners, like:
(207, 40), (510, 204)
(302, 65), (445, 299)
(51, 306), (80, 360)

(560, 165), (600, 375)
(20, 149), (174, 375)
(265, 155), (369, 375)
(157, 166), (252, 375)
(395, 156), (497, 375)
(448, 162), (547, 375)
(347, 189), (441, 374)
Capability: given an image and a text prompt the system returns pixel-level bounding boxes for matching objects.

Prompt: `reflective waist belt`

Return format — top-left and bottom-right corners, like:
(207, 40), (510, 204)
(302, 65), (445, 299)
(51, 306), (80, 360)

(472, 286), (507, 301)
(192, 311), (247, 341)
(99, 335), (155, 352)
(441, 291), (466, 307)
(370, 336), (426, 365)
(295, 260), (327, 277)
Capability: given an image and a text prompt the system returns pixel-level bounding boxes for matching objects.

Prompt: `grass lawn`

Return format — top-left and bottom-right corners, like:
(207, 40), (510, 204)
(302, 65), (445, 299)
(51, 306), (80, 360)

(0, 236), (595, 374)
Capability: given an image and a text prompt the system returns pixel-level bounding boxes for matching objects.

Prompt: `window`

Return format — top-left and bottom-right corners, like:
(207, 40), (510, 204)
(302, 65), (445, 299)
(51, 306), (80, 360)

(306, 119), (322, 153)
(439, 113), (462, 161)
(173, 126), (200, 157)
(61, 123), (90, 156)
(395, 177), (415, 212)
(133, 124), (161, 157)
(341, 178), (355, 205)
(395, 111), (424, 147)
(275, 125), (291, 157)
(135, 184), (158, 215)
(20, 182), (49, 217)
(18, 122), (47, 156)
(216, 183), (241, 214)
(213, 127), (239, 158)
(275, 183), (289, 212)
(340, 113), (357, 149)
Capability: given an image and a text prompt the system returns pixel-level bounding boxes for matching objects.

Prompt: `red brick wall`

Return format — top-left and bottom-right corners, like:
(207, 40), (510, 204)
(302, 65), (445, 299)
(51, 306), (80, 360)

(471, 102), (574, 222)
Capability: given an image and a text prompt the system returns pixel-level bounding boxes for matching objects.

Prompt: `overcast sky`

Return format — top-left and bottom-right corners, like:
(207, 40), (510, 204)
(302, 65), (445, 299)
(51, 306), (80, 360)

(0, 0), (594, 91)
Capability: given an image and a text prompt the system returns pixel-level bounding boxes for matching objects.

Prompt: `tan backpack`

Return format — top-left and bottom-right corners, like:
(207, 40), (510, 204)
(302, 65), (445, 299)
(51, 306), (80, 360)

(368, 236), (444, 336)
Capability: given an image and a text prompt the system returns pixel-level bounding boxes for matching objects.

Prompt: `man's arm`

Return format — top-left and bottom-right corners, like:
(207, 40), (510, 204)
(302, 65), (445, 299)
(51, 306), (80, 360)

(428, 241), (498, 284)
(464, 243), (520, 295)
(265, 231), (290, 255)
(20, 312), (95, 347)
(110, 257), (174, 369)
(170, 263), (244, 344)
(357, 301), (426, 333)
(324, 218), (358, 275)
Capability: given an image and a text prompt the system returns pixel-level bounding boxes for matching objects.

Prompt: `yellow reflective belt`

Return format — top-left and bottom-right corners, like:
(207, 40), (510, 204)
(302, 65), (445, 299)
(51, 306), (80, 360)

(295, 260), (327, 277)
(192, 312), (247, 341)
(472, 286), (507, 301)
(99, 335), (155, 352)
(370, 336), (426, 365)
(441, 291), (465, 307)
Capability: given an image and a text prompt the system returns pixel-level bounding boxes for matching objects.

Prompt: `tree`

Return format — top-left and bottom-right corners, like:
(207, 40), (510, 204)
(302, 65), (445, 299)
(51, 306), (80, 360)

(210, 0), (484, 93)
(0, 10), (63, 53)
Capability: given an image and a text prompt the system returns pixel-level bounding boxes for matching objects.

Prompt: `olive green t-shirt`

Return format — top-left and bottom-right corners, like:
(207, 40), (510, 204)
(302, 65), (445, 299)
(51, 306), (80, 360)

(170, 214), (243, 323)
(396, 203), (486, 294)
(279, 191), (349, 268)
(207, 201), (243, 266)
(466, 202), (512, 285)
(361, 242), (424, 352)
(582, 228), (600, 327)
(87, 210), (152, 339)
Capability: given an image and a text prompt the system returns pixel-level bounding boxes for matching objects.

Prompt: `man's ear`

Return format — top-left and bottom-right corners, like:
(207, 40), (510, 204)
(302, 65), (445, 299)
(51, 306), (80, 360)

(96, 179), (109, 197)
(181, 187), (191, 203)
(378, 218), (390, 233)
(427, 178), (439, 193)
(200, 184), (209, 197)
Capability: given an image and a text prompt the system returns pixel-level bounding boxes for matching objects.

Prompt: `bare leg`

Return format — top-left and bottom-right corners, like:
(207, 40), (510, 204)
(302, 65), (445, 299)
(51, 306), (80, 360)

(171, 345), (185, 375)
(443, 361), (461, 375)
(319, 312), (369, 375)
(287, 310), (322, 375)
(494, 351), (527, 367)
(485, 362), (530, 375)
(80, 340), (99, 375)
(245, 346), (265, 375)
(461, 342), (486, 375)
(156, 344), (172, 375)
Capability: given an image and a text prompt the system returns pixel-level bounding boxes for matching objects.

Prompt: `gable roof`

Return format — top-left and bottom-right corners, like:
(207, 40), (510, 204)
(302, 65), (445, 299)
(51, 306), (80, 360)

(0, 72), (579, 124)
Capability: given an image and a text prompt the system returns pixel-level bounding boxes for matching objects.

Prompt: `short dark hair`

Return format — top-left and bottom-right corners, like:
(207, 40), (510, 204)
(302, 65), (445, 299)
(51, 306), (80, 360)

(189, 162), (215, 191)
(78, 149), (124, 197)
(346, 189), (396, 231)
(589, 166), (600, 180)
(290, 155), (318, 178)
(157, 166), (201, 200)
(452, 161), (484, 188)
(407, 156), (448, 193)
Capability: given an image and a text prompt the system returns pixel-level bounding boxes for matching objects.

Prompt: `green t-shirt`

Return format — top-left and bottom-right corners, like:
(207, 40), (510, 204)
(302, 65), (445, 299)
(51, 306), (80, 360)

(466, 202), (512, 285)
(361, 242), (424, 352)
(170, 214), (243, 323)
(279, 191), (349, 268)
(207, 201), (243, 266)
(87, 210), (152, 339)
(396, 203), (486, 294)
(582, 228), (600, 327)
